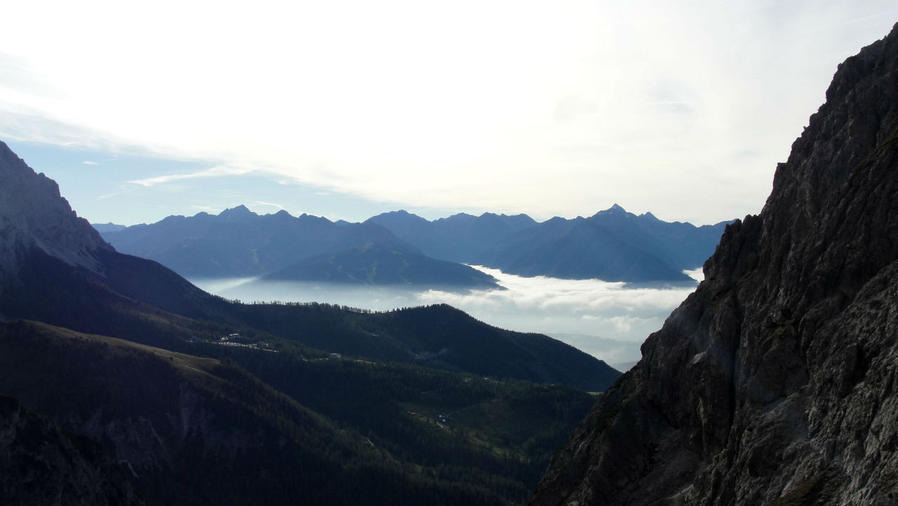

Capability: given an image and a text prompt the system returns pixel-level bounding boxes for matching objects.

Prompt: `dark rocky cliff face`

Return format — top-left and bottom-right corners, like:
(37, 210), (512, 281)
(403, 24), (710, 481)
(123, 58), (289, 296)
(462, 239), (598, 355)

(531, 24), (898, 506)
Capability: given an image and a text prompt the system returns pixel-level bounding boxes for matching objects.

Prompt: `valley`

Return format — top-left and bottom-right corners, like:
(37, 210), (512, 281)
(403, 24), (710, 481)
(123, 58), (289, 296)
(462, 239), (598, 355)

(2, 7), (895, 506)
(0, 139), (617, 505)
(190, 265), (701, 368)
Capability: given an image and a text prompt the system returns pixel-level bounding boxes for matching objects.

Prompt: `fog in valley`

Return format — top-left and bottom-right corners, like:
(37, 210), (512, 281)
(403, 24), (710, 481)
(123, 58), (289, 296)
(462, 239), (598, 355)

(192, 266), (703, 370)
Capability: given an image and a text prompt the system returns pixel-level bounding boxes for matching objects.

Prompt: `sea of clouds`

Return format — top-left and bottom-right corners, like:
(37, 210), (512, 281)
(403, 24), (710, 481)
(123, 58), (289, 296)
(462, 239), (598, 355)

(191, 266), (703, 370)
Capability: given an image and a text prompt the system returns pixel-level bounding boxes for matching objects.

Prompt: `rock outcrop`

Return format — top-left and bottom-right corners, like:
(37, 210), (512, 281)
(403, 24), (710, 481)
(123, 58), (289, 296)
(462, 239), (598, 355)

(0, 141), (111, 290)
(531, 23), (898, 506)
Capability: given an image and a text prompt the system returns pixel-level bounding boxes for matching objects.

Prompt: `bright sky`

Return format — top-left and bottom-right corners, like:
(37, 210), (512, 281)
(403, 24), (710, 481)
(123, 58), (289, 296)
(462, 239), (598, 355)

(1, 1), (895, 225)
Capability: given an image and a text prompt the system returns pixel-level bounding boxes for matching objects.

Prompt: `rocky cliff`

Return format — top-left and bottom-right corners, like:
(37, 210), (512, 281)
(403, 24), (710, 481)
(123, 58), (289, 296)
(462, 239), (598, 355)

(0, 141), (111, 293)
(531, 23), (898, 506)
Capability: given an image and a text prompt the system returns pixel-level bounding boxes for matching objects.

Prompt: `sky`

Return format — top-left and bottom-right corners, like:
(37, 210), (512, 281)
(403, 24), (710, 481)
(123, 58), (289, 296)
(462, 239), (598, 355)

(1, 1), (896, 225)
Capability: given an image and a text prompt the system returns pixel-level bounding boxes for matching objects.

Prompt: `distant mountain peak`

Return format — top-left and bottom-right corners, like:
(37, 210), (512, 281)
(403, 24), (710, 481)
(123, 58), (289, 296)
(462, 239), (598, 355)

(590, 203), (631, 220)
(444, 212), (476, 221)
(366, 210), (430, 226)
(298, 212), (332, 224)
(218, 204), (255, 218)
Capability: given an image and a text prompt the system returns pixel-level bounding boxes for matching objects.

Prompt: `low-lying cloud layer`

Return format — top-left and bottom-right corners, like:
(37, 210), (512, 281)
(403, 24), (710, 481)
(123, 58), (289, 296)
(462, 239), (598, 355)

(192, 266), (701, 368)
(416, 267), (698, 364)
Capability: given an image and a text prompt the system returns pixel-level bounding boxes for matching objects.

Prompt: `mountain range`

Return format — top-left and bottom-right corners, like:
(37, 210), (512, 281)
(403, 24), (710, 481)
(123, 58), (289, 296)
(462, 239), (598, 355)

(96, 204), (499, 289)
(368, 206), (729, 283)
(531, 22), (898, 506)
(99, 203), (728, 286)
(0, 138), (620, 505)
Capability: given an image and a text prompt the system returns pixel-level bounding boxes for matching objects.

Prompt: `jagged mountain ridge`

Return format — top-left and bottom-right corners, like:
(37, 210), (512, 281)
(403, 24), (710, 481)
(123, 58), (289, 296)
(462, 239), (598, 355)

(531, 23), (898, 506)
(368, 206), (729, 283)
(367, 209), (539, 263)
(99, 202), (727, 285)
(99, 205), (499, 288)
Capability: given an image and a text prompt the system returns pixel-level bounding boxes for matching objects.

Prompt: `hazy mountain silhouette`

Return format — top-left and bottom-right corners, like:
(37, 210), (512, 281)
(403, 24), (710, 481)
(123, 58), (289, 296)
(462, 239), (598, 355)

(265, 241), (500, 288)
(100, 206), (498, 288)
(369, 205), (729, 283)
(99, 203), (725, 285)
(367, 210), (538, 261)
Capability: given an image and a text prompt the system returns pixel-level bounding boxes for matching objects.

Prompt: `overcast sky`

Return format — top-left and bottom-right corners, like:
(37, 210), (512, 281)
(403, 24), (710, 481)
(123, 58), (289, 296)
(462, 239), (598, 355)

(1, 1), (896, 225)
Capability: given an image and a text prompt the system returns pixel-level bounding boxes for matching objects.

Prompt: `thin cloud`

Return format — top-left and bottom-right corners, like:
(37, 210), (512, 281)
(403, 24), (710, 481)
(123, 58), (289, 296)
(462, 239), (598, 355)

(97, 191), (124, 200)
(129, 165), (251, 187)
(251, 200), (287, 212)
(82, 160), (98, 165)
